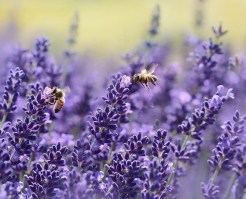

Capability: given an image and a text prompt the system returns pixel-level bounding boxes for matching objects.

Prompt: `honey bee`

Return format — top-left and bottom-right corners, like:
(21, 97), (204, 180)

(132, 64), (158, 89)
(43, 86), (70, 113)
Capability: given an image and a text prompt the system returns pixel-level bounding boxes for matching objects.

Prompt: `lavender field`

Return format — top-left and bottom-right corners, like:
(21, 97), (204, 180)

(0, 2), (246, 199)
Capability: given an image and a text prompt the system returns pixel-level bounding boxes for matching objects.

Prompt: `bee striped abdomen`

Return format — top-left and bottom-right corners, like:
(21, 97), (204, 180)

(43, 86), (69, 113)
(54, 98), (65, 113)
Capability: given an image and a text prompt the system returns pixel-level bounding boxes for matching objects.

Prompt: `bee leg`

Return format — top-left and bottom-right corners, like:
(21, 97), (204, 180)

(44, 97), (56, 105)
(150, 76), (158, 85)
(141, 83), (146, 88)
(44, 100), (52, 105)
(143, 77), (150, 89)
(143, 78), (149, 88)
(151, 79), (157, 85)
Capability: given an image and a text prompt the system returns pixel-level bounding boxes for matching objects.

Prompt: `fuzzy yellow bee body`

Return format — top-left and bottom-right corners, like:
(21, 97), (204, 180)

(132, 66), (158, 89)
(43, 86), (70, 113)
(54, 95), (65, 113)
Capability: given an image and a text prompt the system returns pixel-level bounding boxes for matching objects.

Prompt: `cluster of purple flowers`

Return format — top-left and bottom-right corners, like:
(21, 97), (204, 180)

(0, 5), (246, 199)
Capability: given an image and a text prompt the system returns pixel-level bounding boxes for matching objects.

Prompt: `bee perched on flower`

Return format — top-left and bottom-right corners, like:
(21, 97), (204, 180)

(43, 86), (70, 113)
(132, 64), (158, 89)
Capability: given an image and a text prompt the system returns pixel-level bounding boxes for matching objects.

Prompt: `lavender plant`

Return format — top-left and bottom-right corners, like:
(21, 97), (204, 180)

(0, 4), (246, 199)
(201, 111), (246, 199)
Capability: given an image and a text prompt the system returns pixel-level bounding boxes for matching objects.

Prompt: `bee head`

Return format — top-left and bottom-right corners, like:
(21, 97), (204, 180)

(55, 91), (64, 99)
(133, 74), (140, 83)
(51, 87), (58, 94)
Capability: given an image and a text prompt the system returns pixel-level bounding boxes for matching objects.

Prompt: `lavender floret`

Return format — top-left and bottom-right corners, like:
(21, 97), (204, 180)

(0, 68), (24, 124)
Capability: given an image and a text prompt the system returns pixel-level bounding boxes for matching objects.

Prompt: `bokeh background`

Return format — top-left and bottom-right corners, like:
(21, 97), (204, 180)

(1, 0), (246, 60)
(0, 1), (245, 199)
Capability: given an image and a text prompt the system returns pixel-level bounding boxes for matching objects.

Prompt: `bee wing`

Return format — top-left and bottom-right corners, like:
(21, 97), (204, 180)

(147, 64), (158, 74)
(140, 69), (148, 74)
(62, 86), (71, 95)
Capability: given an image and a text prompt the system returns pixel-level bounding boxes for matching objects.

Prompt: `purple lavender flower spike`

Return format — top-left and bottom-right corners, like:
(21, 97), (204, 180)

(149, 4), (160, 36)
(0, 67), (24, 125)
(64, 168), (83, 199)
(105, 152), (146, 198)
(43, 142), (70, 167)
(186, 31), (228, 100)
(201, 181), (220, 199)
(0, 138), (11, 183)
(212, 23), (228, 39)
(178, 85), (234, 140)
(2, 181), (25, 199)
(142, 129), (172, 198)
(24, 142), (69, 198)
(124, 132), (150, 156)
(34, 37), (50, 68)
(71, 140), (94, 172)
(24, 162), (67, 199)
(89, 74), (131, 144)
(201, 110), (246, 199)
(0, 86), (54, 185)
(7, 38), (62, 88)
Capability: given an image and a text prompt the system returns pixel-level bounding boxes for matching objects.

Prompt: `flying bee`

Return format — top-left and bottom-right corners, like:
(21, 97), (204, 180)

(132, 64), (158, 89)
(43, 86), (70, 113)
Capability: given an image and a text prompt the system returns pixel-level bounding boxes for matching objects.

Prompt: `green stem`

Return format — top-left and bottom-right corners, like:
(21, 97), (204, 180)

(224, 173), (237, 199)
(181, 134), (190, 149)
(0, 114), (8, 128)
(166, 159), (178, 186)
(0, 97), (13, 128)
(210, 165), (220, 184)
(19, 173), (24, 183)
(210, 155), (225, 185)
(165, 134), (191, 189)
